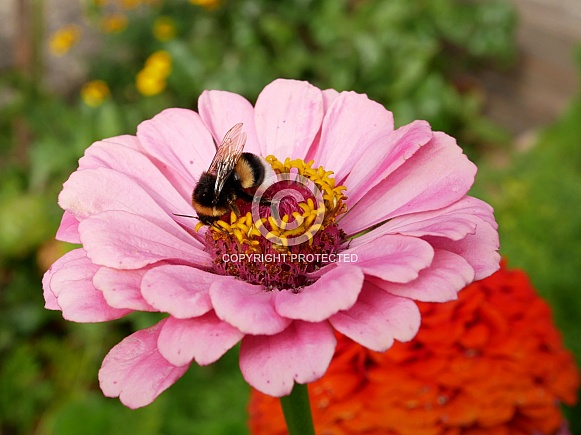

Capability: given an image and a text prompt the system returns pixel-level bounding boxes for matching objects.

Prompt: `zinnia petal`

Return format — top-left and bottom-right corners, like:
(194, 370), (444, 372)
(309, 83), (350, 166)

(42, 263), (60, 310)
(343, 234), (434, 283)
(210, 279), (291, 335)
(43, 248), (131, 321)
(254, 79), (323, 158)
(93, 266), (155, 311)
(369, 249), (474, 302)
(78, 137), (194, 215)
(239, 320), (336, 396)
(59, 168), (188, 236)
(99, 320), (189, 409)
(198, 90), (261, 154)
(322, 88), (339, 111)
(425, 216), (501, 280)
(78, 210), (210, 269)
(141, 264), (218, 318)
(136, 108), (216, 186)
(344, 120), (433, 207)
(313, 91), (394, 183)
(79, 135), (142, 170)
(330, 281), (421, 351)
(349, 196), (496, 246)
(275, 265), (364, 322)
(342, 131), (477, 235)
(157, 313), (243, 367)
(55, 210), (80, 243)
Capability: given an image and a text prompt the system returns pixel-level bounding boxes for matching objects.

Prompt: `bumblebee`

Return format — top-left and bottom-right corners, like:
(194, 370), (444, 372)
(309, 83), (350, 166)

(192, 123), (274, 226)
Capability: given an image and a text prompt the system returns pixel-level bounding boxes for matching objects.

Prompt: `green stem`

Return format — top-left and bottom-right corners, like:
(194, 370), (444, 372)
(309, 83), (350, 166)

(279, 383), (315, 435)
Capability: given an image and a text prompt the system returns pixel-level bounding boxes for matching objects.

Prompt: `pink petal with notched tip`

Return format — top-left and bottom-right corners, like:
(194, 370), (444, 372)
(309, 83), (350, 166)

(345, 120), (433, 207)
(56, 210), (80, 243)
(157, 313), (244, 367)
(254, 79), (323, 159)
(78, 138), (194, 216)
(43, 248), (131, 321)
(313, 91), (394, 183)
(93, 266), (156, 311)
(322, 88), (340, 111)
(99, 320), (189, 409)
(348, 196), (496, 248)
(330, 281), (421, 352)
(343, 234), (434, 283)
(274, 265), (364, 322)
(209, 279), (291, 335)
(79, 210), (211, 269)
(239, 320), (336, 397)
(341, 131), (477, 235)
(425, 216), (500, 281)
(198, 90), (261, 154)
(137, 108), (216, 186)
(141, 264), (220, 319)
(368, 249), (474, 302)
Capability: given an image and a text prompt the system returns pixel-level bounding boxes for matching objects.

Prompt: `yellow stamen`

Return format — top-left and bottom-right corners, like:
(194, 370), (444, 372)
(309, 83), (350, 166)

(268, 216), (280, 232)
(291, 212), (305, 226)
(232, 228), (244, 244)
(298, 202), (311, 214)
(216, 220), (231, 231)
(279, 215), (290, 230)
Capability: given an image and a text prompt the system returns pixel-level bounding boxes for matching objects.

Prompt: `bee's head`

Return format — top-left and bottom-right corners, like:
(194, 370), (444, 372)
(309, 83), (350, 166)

(193, 172), (218, 207)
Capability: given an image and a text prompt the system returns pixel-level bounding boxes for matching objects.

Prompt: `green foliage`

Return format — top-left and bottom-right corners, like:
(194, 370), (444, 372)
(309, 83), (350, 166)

(81, 0), (516, 146)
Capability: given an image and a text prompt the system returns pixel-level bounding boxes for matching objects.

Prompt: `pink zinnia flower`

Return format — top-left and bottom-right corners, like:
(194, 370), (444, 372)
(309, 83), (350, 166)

(43, 79), (500, 408)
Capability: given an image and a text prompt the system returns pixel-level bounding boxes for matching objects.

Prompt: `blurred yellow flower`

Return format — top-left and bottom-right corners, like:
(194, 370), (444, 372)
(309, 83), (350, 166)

(153, 16), (177, 42)
(101, 14), (128, 33)
(119, 0), (142, 9)
(136, 70), (167, 96)
(136, 51), (172, 96)
(49, 24), (82, 56)
(81, 80), (110, 107)
(144, 50), (172, 77)
(189, 0), (220, 10)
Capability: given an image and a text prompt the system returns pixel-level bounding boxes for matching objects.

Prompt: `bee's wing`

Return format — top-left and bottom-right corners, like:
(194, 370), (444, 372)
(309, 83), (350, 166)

(208, 123), (246, 198)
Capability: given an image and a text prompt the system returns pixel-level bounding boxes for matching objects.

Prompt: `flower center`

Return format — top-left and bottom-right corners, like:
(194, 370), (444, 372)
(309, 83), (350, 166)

(203, 156), (347, 290)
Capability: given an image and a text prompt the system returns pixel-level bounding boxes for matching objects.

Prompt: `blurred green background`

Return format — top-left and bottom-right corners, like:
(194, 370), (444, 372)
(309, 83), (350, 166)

(1, 0), (580, 433)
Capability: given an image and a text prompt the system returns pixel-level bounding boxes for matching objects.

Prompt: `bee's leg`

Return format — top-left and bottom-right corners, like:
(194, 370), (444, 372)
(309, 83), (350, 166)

(228, 201), (241, 216)
(211, 222), (227, 233)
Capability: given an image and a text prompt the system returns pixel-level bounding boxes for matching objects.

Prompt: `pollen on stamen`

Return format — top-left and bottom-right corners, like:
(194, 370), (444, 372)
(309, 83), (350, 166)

(202, 155), (348, 290)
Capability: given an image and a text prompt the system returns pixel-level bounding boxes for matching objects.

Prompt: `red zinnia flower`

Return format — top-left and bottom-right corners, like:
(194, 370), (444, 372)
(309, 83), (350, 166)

(249, 262), (580, 435)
